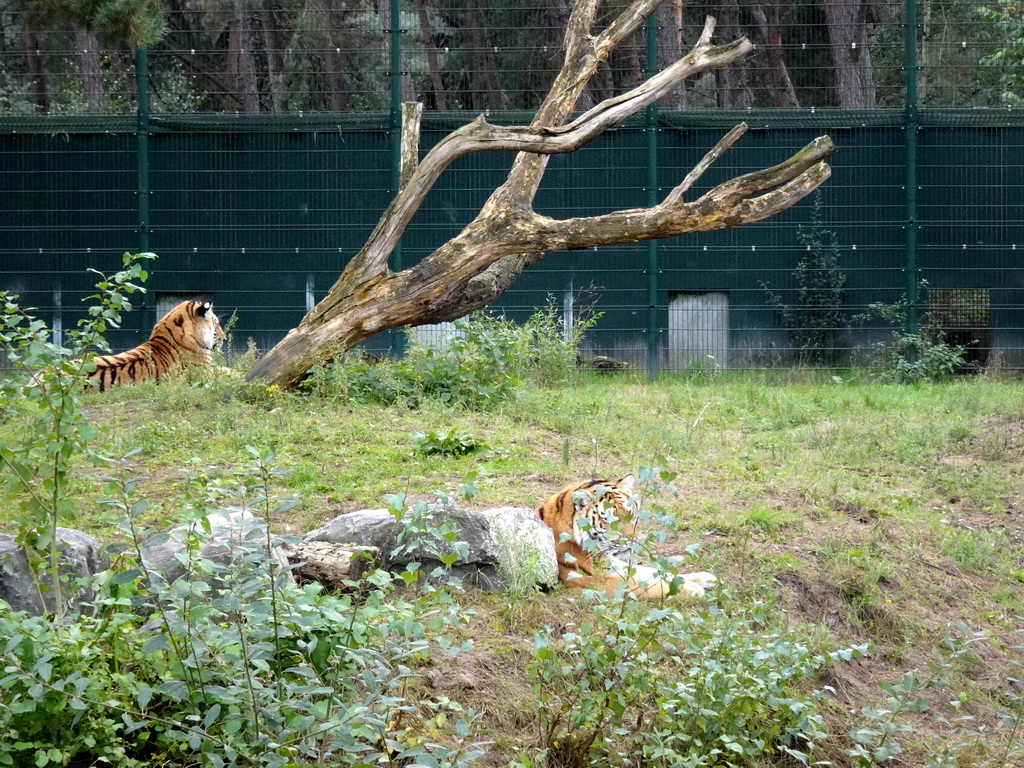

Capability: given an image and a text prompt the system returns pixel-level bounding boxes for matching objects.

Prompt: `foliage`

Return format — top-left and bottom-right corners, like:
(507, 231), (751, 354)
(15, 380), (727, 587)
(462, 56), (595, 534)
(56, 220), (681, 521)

(0, 252), (152, 619)
(879, 333), (967, 384)
(852, 283), (968, 383)
(302, 303), (601, 409)
(527, 463), (867, 767)
(505, 296), (603, 387)
(0, 448), (486, 768)
(58, 0), (168, 48)
(978, 2), (1024, 107)
(846, 623), (1024, 767)
(410, 429), (488, 457)
(763, 192), (847, 366)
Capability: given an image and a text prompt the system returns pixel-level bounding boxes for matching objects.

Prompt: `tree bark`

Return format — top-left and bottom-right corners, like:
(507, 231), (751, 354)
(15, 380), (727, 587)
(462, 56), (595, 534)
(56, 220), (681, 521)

(229, 0), (261, 112)
(714, 0), (752, 108)
(260, 5), (287, 112)
(413, 0), (448, 110)
(820, 0), (876, 107)
(75, 29), (108, 112)
(656, 0), (687, 109)
(247, 3), (836, 390)
(752, 2), (798, 108)
(24, 29), (49, 113)
(467, 0), (501, 111)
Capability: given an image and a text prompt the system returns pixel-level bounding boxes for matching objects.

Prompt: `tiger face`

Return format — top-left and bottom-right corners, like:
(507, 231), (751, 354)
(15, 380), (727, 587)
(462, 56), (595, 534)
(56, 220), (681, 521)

(570, 474), (638, 558)
(535, 474), (640, 594)
(536, 474), (717, 599)
(188, 302), (226, 358)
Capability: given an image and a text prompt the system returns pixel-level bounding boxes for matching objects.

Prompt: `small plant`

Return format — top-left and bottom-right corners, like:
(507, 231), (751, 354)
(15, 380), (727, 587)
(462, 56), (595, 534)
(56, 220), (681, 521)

(853, 282), (968, 383)
(509, 295), (603, 387)
(763, 192), (847, 366)
(839, 626), (1024, 768)
(0, 251), (152, 618)
(410, 429), (488, 456)
(880, 333), (966, 384)
(301, 303), (603, 408)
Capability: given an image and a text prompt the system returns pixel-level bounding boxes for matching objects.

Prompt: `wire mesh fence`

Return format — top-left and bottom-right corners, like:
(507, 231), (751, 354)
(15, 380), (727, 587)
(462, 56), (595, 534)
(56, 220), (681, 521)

(1, 1), (1022, 373)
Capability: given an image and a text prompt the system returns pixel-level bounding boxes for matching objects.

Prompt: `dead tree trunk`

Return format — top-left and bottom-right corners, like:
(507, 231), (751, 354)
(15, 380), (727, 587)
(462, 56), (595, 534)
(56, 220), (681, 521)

(247, 0), (836, 390)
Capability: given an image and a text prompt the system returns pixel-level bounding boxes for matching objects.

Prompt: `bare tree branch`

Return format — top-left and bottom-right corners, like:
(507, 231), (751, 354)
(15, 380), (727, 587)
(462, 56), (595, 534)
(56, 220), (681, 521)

(246, 2), (836, 390)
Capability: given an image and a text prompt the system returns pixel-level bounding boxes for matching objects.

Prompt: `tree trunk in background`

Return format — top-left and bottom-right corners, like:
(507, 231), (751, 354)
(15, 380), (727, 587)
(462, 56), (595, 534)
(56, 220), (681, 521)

(821, 0), (876, 107)
(312, 0), (348, 111)
(75, 29), (108, 112)
(467, 0), (501, 110)
(24, 29), (49, 113)
(261, 5), (286, 112)
(753, 2), (798, 108)
(656, 0), (687, 108)
(714, 0), (752, 107)
(414, 0), (448, 110)
(230, 0), (261, 112)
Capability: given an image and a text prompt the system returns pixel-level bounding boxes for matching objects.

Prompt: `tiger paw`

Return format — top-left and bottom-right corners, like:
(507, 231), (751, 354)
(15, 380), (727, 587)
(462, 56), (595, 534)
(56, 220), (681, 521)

(678, 571), (717, 597)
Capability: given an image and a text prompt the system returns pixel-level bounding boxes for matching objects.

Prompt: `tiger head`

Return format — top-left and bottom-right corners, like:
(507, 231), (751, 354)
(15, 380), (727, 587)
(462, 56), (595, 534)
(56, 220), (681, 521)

(570, 474), (638, 558)
(156, 300), (227, 363)
(193, 301), (227, 355)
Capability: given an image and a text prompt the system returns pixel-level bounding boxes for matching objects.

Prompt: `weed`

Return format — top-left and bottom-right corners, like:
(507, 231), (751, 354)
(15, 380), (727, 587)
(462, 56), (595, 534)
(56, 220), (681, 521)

(411, 429), (488, 456)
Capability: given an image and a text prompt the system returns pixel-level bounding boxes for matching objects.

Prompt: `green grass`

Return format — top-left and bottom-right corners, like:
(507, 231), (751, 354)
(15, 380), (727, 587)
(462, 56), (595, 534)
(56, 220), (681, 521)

(3, 370), (1024, 765)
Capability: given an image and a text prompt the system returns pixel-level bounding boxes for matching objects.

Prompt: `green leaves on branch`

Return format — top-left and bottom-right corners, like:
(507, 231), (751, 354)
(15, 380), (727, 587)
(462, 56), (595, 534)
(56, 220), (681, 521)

(0, 252), (153, 620)
(978, 2), (1024, 107)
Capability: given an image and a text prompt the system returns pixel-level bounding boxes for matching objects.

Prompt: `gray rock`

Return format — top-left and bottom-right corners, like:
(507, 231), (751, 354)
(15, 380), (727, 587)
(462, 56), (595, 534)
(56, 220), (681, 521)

(140, 508), (291, 588)
(482, 506), (559, 591)
(0, 528), (105, 615)
(304, 500), (557, 591)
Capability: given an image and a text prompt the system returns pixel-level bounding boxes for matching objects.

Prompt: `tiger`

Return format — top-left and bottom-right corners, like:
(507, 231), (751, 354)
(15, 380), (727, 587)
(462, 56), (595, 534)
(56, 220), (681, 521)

(87, 300), (226, 390)
(535, 474), (716, 598)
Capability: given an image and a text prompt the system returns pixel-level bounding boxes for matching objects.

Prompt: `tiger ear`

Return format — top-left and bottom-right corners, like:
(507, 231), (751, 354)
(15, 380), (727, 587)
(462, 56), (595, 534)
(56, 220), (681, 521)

(196, 302), (212, 316)
(618, 474), (637, 493)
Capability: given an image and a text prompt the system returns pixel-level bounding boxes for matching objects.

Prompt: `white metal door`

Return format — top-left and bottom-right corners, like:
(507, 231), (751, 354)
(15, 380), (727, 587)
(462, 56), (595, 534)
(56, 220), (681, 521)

(667, 292), (729, 370)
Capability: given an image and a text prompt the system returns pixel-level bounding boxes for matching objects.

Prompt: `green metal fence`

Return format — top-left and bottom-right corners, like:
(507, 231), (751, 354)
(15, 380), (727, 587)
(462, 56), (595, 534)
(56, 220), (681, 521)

(1, 1), (1023, 373)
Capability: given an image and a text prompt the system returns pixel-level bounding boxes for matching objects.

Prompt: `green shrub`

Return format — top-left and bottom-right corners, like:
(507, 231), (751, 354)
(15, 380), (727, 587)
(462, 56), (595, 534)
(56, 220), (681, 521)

(0, 449), (486, 768)
(879, 333), (966, 384)
(302, 302), (602, 408)
(0, 252), (152, 619)
(410, 429), (488, 456)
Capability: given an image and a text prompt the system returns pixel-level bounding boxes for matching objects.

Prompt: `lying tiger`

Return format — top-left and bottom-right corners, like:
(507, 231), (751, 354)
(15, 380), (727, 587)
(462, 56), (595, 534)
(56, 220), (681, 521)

(535, 474), (716, 598)
(87, 300), (226, 390)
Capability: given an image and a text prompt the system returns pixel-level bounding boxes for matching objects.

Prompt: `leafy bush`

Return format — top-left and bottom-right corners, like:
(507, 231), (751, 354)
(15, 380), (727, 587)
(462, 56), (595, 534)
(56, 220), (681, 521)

(763, 192), (847, 366)
(302, 302), (602, 408)
(852, 285), (968, 384)
(878, 333), (966, 384)
(846, 623), (1024, 767)
(410, 429), (488, 456)
(0, 449), (486, 768)
(0, 252), (152, 619)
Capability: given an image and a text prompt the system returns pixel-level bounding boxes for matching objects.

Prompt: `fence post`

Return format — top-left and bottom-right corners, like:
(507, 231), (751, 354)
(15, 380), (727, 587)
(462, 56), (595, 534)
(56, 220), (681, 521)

(645, 15), (660, 378)
(387, 0), (405, 356)
(136, 48), (150, 256)
(136, 47), (153, 334)
(904, 0), (919, 335)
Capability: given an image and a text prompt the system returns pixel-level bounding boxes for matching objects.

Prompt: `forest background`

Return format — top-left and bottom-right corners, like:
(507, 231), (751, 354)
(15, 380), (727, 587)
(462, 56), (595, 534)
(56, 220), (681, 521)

(1, 0), (1022, 116)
